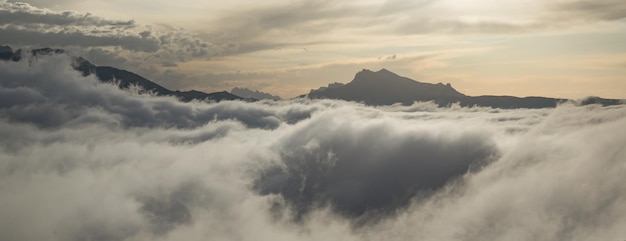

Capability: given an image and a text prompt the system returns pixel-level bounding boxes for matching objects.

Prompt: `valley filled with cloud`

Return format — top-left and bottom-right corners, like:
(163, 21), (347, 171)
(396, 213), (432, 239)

(1, 55), (625, 240)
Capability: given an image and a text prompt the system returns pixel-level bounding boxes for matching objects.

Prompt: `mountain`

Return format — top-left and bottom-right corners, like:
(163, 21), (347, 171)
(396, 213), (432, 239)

(3, 45), (621, 108)
(75, 60), (242, 102)
(231, 87), (282, 100)
(308, 69), (464, 105)
(0, 46), (243, 102)
(307, 69), (622, 108)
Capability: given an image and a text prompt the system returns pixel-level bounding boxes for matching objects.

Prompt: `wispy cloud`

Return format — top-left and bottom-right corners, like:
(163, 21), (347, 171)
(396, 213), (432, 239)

(206, 0), (626, 47)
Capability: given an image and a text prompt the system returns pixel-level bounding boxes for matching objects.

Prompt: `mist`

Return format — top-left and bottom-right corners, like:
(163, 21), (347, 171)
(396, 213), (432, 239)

(1, 55), (625, 241)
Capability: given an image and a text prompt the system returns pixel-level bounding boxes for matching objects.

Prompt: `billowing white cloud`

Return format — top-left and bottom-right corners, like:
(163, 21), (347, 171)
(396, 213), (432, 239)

(1, 55), (625, 240)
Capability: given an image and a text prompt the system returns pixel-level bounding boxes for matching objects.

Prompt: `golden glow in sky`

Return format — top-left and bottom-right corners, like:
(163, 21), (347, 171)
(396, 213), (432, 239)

(2, 0), (625, 98)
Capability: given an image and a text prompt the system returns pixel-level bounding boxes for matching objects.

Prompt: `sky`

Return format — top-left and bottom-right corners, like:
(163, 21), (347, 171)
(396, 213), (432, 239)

(1, 54), (626, 240)
(1, 0), (625, 98)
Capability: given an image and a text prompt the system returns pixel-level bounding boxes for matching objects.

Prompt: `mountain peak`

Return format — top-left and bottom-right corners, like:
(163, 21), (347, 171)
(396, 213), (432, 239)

(352, 68), (419, 87)
(359, 68), (390, 72)
(308, 68), (465, 105)
(358, 68), (395, 76)
(377, 68), (392, 74)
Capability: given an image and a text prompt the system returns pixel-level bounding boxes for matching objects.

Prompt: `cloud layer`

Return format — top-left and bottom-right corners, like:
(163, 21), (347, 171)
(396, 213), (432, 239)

(1, 55), (626, 240)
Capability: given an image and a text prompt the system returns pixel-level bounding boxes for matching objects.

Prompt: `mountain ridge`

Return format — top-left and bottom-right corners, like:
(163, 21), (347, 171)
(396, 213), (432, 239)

(0, 45), (244, 103)
(2, 45), (621, 108)
(231, 87), (282, 100)
(306, 68), (622, 108)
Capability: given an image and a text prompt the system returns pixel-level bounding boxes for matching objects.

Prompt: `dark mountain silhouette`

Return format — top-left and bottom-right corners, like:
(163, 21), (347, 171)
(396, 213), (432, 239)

(308, 69), (464, 105)
(231, 87), (282, 100)
(307, 69), (622, 108)
(2, 45), (621, 108)
(0, 45), (243, 102)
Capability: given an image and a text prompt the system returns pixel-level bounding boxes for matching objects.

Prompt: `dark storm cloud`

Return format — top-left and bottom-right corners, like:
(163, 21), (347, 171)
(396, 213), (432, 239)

(1, 54), (626, 240)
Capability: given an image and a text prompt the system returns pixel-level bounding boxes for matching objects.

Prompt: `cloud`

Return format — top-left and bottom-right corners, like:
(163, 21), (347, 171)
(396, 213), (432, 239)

(154, 29), (223, 61)
(553, 0), (626, 21)
(0, 55), (317, 129)
(369, 105), (626, 240)
(0, 1), (223, 69)
(84, 48), (129, 66)
(1, 55), (626, 240)
(4, 0), (80, 8)
(0, 1), (150, 51)
(255, 111), (498, 220)
(0, 26), (160, 52)
(204, 0), (626, 53)
(204, 1), (420, 47)
(392, 19), (546, 35)
(207, 1), (354, 43)
(0, 1), (135, 27)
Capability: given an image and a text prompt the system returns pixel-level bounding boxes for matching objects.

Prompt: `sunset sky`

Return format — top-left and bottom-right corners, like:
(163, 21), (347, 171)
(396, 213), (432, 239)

(1, 0), (625, 98)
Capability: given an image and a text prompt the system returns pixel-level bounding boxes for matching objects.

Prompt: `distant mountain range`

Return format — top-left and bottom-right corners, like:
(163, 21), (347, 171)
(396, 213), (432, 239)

(0, 46), (243, 102)
(231, 87), (282, 100)
(306, 69), (623, 108)
(1, 45), (622, 108)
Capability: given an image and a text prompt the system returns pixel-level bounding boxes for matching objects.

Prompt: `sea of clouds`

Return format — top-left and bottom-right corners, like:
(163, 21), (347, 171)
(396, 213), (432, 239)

(1, 55), (625, 241)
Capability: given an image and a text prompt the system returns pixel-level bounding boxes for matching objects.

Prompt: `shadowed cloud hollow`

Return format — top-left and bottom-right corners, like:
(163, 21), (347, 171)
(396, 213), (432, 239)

(255, 113), (497, 219)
